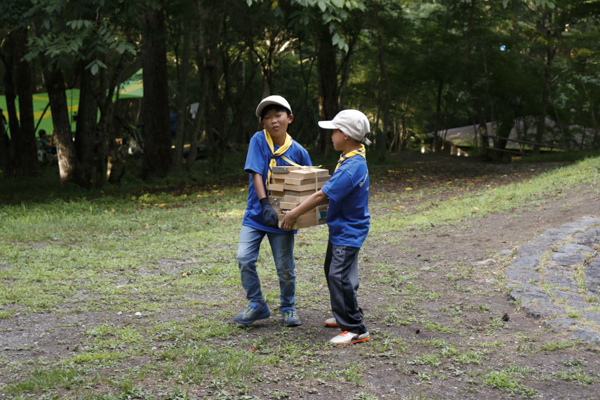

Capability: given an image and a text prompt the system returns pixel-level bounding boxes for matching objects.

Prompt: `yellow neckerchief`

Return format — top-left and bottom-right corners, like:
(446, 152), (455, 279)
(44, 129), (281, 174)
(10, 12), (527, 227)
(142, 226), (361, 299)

(264, 129), (293, 189)
(334, 144), (366, 172)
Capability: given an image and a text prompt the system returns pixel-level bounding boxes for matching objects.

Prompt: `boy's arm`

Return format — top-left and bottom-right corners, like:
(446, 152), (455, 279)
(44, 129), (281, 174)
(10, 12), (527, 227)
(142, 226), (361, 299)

(253, 172), (279, 229)
(281, 190), (329, 231)
(252, 173), (267, 200)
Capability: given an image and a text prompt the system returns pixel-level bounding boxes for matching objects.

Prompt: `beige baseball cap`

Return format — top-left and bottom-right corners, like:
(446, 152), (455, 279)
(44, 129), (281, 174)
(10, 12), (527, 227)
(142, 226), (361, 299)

(318, 109), (372, 145)
(255, 95), (292, 119)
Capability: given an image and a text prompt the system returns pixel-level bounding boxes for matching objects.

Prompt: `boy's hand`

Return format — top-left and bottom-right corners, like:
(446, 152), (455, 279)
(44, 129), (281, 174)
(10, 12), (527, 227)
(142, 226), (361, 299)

(259, 197), (279, 229)
(281, 210), (297, 231)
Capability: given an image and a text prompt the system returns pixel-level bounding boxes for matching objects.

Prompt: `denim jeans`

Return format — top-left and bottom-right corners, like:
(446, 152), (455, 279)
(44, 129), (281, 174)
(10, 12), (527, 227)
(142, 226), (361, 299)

(237, 225), (296, 311)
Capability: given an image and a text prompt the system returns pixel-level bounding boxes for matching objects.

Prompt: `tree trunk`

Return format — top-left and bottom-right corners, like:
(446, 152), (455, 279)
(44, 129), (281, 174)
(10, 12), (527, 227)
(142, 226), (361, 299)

(461, 0), (489, 158)
(75, 61), (98, 188)
(9, 28), (39, 178)
(3, 39), (18, 176)
(0, 114), (9, 173)
(172, 30), (191, 173)
(97, 54), (126, 185)
(140, 8), (172, 180)
(374, 4), (390, 162)
(43, 66), (83, 187)
(432, 79), (443, 153)
(316, 25), (339, 152)
(491, 108), (514, 162)
(533, 46), (555, 154)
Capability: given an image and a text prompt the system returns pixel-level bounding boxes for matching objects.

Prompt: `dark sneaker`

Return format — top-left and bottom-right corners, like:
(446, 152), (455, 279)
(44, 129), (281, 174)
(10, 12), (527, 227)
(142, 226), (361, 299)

(282, 309), (302, 327)
(234, 301), (270, 325)
(330, 331), (370, 345)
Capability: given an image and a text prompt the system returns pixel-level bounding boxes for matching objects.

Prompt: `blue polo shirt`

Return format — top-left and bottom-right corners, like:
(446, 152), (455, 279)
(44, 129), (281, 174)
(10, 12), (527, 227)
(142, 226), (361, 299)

(321, 155), (370, 248)
(243, 130), (312, 234)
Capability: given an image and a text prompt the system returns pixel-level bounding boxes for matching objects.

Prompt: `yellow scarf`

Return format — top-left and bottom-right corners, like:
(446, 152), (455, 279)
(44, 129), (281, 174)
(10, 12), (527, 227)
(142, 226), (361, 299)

(335, 144), (366, 172)
(264, 129), (293, 189)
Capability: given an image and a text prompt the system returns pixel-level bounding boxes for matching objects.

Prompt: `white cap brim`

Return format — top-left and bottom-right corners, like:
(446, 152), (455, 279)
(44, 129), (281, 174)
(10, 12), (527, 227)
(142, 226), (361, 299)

(318, 121), (337, 130)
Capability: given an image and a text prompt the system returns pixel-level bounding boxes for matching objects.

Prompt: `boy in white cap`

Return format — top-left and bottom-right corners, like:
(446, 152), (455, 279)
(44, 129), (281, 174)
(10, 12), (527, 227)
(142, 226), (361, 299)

(281, 109), (371, 345)
(234, 95), (312, 327)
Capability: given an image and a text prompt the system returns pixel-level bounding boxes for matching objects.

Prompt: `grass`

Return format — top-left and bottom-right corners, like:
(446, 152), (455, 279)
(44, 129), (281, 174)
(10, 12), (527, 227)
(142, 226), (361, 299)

(1, 154), (600, 399)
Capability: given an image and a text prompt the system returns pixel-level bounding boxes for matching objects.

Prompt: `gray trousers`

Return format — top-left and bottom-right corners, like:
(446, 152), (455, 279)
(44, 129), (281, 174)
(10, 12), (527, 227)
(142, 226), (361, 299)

(324, 241), (367, 334)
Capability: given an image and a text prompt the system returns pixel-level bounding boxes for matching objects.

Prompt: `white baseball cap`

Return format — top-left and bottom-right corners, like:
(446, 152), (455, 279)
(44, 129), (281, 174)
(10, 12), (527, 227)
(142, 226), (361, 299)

(255, 95), (293, 119)
(318, 109), (372, 145)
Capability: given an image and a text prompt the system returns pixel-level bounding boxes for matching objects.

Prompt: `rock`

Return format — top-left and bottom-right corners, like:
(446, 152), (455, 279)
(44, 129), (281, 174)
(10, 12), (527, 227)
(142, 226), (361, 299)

(509, 288), (550, 303)
(585, 227), (600, 236)
(474, 259), (496, 266)
(572, 234), (600, 246)
(589, 258), (600, 269)
(560, 219), (600, 231)
(556, 244), (596, 255)
(509, 256), (540, 270)
(586, 279), (600, 293)
(499, 250), (513, 257)
(522, 302), (565, 319)
(549, 253), (586, 267)
(517, 245), (548, 257)
(545, 276), (578, 290)
(584, 262), (600, 289)
(537, 228), (579, 242)
(582, 311), (600, 325)
(543, 318), (579, 331)
(569, 329), (600, 345)
(506, 269), (540, 284)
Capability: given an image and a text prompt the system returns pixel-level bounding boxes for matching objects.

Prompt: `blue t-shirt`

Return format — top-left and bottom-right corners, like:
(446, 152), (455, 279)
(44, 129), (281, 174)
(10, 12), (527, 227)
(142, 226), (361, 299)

(321, 155), (370, 248)
(243, 130), (312, 234)
(40, 138), (53, 153)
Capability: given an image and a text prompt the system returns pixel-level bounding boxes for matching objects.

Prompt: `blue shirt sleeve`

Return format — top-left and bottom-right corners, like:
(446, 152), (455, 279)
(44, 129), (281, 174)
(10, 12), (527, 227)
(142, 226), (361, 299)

(244, 134), (267, 175)
(322, 169), (356, 202)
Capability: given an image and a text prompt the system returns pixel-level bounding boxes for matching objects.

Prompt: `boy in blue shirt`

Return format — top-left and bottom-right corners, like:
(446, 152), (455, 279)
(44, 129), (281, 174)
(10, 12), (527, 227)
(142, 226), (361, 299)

(282, 110), (371, 345)
(235, 95), (312, 327)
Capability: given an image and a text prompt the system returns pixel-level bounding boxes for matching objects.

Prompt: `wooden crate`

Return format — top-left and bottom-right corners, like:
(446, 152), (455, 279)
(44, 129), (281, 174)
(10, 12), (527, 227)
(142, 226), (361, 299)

(268, 166), (330, 229)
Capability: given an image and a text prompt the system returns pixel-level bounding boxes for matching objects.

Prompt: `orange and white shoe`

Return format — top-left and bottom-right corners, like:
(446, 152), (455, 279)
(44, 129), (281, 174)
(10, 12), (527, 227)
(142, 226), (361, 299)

(330, 331), (370, 345)
(324, 317), (337, 327)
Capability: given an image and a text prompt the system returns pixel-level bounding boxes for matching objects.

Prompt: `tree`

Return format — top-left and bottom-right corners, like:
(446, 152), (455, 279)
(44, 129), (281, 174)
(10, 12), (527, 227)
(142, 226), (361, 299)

(0, 1), (39, 178)
(139, 7), (172, 180)
(26, 0), (137, 187)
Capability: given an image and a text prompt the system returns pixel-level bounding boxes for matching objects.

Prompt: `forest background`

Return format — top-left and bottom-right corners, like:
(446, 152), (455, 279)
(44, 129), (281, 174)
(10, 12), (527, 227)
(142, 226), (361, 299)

(0, 0), (598, 190)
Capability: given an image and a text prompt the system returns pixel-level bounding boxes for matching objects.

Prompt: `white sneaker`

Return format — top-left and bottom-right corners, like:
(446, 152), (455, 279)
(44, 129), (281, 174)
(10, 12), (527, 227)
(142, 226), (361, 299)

(329, 331), (370, 345)
(324, 317), (337, 327)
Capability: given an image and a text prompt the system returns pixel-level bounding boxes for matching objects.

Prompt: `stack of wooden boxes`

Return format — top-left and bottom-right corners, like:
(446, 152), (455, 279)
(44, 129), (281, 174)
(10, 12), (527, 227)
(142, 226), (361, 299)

(268, 166), (330, 229)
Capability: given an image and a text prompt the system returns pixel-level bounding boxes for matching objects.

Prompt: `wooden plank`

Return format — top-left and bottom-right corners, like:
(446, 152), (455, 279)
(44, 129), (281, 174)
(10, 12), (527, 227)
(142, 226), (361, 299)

(287, 168), (329, 179)
(284, 189), (318, 197)
(280, 201), (299, 210)
(272, 166), (301, 174)
(272, 173), (290, 181)
(278, 207), (328, 229)
(281, 201), (328, 210)
(284, 194), (329, 204)
(273, 178), (286, 184)
(269, 183), (284, 192)
(283, 194), (312, 203)
(270, 190), (285, 197)
(293, 218), (327, 229)
(283, 180), (328, 191)
(284, 174), (330, 186)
